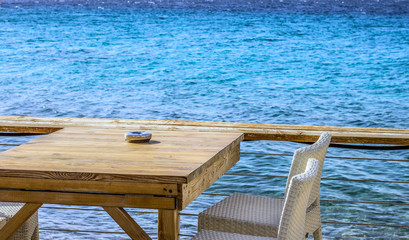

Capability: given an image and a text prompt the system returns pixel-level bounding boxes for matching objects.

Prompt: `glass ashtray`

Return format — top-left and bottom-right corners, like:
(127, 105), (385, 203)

(125, 131), (152, 143)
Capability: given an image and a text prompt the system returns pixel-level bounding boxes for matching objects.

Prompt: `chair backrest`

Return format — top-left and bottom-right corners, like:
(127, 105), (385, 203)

(284, 132), (332, 207)
(278, 158), (319, 240)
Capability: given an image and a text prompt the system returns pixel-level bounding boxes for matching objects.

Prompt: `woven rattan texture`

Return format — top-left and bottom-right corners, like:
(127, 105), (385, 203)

(199, 193), (283, 237)
(285, 132), (332, 208)
(277, 158), (318, 240)
(193, 229), (277, 240)
(198, 133), (331, 239)
(195, 159), (319, 240)
(286, 132), (331, 237)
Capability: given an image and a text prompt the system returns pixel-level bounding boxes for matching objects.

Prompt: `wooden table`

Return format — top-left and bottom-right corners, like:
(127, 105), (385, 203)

(0, 127), (243, 240)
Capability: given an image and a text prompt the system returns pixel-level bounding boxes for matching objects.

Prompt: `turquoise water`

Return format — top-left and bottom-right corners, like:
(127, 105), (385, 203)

(1, 2), (409, 239)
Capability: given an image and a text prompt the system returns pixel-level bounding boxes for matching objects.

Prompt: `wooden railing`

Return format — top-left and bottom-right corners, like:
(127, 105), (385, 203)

(1, 115), (409, 145)
(1, 116), (408, 239)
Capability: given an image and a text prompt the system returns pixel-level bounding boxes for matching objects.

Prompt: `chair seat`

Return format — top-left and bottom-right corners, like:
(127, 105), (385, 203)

(193, 229), (277, 240)
(198, 193), (284, 237)
(0, 202), (39, 240)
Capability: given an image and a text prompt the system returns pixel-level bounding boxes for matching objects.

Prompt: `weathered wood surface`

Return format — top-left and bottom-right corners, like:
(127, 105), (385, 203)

(1, 116), (409, 145)
(158, 209), (180, 240)
(0, 128), (243, 184)
(179, 144), (240, 210)
(0, 119), (244, 239)
(0, 189), (176, 209)
(0, 177), (177, 196)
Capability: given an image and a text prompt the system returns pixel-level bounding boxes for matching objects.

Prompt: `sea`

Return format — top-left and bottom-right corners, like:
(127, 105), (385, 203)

(0, 0), (408, 239)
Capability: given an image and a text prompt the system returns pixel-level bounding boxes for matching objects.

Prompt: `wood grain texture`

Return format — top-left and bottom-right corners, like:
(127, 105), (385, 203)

(0, 120), (245, 240)
(1, 116), (408, 144)
(104, 207), (152, 240)
(0, 203), (42, 240)
(0, 189), (176, 209)
(0, 177), (177, 196)
(0, 128), (243, 185)
(179, 145), (241, 210)
(158, 209), (180, 240)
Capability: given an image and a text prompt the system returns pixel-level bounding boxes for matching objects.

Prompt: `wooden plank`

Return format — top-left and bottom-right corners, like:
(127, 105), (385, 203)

(0, 168), (187, 184)
(0, 189), (176, 209)
(3, 143), (224, 158)
(1, 150), (212, 168)
(0, 177), (177, 196)
(0, 151), (211, 165)
(179, 144), (241, 210)
(1, 115), (408, 133)
(0, 124), (60, 134)
(0, 129), (243, 184)
(185, 134), (243, 183)
(1, 116), (409, 145)
(244, 131), (409, 145)
(158, 209), (180, 240)
(104, 207), (152, 240)
(0, 203), (42, 240)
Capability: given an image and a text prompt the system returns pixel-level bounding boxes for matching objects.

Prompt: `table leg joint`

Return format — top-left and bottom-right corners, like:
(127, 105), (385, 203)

(103, 206), (152, 240)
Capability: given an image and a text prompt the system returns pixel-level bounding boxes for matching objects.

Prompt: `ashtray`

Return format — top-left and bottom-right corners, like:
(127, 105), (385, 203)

(125, 131), (152, 143)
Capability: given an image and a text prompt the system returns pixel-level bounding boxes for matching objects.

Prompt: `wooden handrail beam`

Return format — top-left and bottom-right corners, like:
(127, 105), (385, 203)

(1, 116), (408, 145)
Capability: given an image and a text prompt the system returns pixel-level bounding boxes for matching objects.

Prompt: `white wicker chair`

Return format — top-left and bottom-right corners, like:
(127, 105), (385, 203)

(193, 158), (320, 240)
(198, 132), (331, 239)
(0, 202), (39, 240)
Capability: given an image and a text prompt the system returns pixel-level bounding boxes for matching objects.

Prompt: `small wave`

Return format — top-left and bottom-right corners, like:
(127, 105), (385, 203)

(2, 0), (409, 14)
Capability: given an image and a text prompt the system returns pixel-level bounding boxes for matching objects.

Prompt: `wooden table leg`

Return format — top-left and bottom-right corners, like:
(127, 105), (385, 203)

(158, 209), (180, 240)
(104, 206), (152, 240)
(0, 203), (42, 240)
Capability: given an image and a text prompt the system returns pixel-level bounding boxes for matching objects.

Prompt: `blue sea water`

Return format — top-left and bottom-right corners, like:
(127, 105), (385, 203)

(0, 1), (408, 239)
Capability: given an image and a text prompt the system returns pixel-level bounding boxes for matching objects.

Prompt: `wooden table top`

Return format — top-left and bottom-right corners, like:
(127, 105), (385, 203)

(0, 128), (243, 184)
